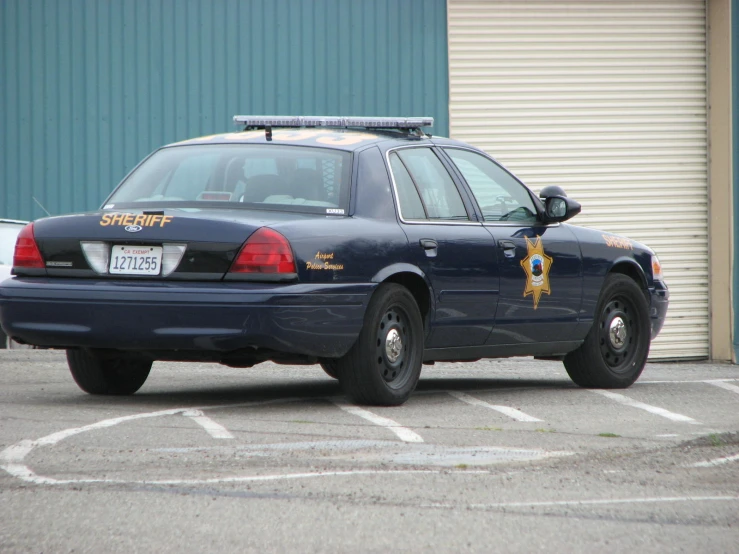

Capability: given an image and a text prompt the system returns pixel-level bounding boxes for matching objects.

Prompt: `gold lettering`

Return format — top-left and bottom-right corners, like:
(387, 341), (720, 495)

(123, 214), (134, 226)
(111, 214), (125, 225)
(133, 214), (146, 226)
(316, 133), (377, 146)
(603, 234), (633, 250)
(160, 215), (173, 227)
(306, 260), (344, 271)
(100, 214), (112, 226)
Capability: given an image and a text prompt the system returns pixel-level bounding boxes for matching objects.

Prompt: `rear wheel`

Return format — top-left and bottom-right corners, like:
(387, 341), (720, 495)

(336, 283), (423, 406)
(66, 349), (152, 395)
(564, 274), (650, 388)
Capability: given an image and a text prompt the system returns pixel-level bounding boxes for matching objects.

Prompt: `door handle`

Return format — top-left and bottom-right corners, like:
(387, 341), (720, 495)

(498, 240), (516, 258)
(419, 239), (438, 258)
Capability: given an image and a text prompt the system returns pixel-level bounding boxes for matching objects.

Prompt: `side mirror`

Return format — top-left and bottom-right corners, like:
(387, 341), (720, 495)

(544, 196), (581, 223)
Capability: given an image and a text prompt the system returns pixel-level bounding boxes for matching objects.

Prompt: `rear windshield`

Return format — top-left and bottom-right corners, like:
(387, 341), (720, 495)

(104, 144), (352, 215)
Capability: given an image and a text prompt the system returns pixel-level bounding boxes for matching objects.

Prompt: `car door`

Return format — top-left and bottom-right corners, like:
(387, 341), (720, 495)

(440, 147), (583, 346)
(387, 146), (499, 348)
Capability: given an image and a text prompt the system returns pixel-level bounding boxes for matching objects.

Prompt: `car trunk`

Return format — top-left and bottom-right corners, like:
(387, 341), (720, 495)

(30, 208), (282, 281)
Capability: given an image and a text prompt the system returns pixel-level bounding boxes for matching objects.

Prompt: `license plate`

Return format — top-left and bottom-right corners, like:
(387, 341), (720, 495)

(109, 245), (163, 275)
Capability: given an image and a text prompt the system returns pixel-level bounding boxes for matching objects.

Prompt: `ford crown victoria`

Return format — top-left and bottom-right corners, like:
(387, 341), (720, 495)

(0, 116), (669, 405)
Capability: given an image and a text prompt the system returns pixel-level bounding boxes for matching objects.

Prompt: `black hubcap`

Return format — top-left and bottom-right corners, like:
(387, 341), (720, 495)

(376, 307), (412, 387)
(598, 296), (639, 373)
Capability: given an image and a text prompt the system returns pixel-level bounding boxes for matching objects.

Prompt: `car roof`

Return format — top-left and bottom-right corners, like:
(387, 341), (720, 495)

(168, 128), (434, 152)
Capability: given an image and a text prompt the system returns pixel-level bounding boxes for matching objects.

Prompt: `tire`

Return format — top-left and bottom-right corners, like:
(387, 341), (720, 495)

(564, 273), (650, 388)
(66, 349), (152, 395)
(319, 360), (340, 379)
(336, 283), (424, 406)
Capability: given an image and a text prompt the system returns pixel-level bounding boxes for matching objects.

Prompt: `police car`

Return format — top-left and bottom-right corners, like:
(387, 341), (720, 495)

(0, 116), (668, 405)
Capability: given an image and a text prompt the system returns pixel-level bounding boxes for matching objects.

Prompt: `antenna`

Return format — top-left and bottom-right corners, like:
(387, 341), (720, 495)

(32, 196), (51, 217)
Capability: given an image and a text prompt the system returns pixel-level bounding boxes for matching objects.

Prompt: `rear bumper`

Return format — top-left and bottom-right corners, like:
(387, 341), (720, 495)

(0, 278), (373, 358)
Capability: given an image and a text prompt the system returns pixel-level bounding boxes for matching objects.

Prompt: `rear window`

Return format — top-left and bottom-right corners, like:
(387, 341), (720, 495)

(105, 144), (352, 215)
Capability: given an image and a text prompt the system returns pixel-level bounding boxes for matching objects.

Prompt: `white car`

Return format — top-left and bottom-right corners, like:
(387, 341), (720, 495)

(0, 219), (29, 348)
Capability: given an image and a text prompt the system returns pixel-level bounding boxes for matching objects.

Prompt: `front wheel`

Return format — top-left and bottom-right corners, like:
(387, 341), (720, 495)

(319, 360), (339, 379)
(66, 349), (152, 395)
(564, 274), (651, 388)
(336, 283), (424, 406)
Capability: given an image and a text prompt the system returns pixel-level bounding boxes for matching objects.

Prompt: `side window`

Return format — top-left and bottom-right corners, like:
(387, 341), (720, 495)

(389, 153), (426, 219)
(445, 148), (537, 223)
(391, 148), (469, 221)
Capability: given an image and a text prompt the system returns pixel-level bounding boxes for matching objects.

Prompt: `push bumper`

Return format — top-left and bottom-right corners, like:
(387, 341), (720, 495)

(0, 278), (373, 357)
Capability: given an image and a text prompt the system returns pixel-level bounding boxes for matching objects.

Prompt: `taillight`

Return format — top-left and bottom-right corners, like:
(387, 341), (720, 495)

(230, 228), (296, 274)
(13, 223), (45, 269)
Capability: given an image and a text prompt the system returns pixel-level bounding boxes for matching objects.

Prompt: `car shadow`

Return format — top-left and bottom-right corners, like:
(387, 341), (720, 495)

(50, 374), (578, 410)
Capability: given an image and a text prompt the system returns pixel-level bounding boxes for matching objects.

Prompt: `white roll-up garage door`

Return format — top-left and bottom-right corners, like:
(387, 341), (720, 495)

(448, 0), (708, 359)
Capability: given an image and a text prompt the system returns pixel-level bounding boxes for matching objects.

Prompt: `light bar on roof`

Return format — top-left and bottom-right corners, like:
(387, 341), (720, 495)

(232, 115), (434, 129)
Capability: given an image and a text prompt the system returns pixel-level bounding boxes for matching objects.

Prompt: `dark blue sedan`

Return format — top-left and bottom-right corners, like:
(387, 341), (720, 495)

(0, 116), (668, 405)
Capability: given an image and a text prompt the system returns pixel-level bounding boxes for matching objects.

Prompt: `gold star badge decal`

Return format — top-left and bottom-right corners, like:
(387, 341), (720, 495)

(520, 236), (553, 309)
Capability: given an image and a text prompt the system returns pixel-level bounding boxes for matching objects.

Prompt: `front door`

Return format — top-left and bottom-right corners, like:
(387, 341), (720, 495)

(440, 147), (583, 346)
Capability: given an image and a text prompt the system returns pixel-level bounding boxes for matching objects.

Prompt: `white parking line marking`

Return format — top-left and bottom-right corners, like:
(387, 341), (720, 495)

(424, 495), (739, 510)
(591, 390), (701, 424)
(333, 402), (424, 443)
(703, 380), (739, 395)
(182, 409), (234, 439)
(447, 391), (542, 422)
(640, 379), (739, 385)
(0, 398), (308, 485)
(691, 453), (739, 468)
(146, 468), (487, 485)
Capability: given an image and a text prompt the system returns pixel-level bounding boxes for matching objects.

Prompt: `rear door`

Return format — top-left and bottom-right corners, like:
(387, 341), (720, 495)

(387, 146), (499, 348)
(440, 147), (583, 345)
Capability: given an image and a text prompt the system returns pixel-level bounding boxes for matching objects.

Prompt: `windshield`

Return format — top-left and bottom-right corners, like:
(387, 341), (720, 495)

(105, 144), (352, 215)
(0, 223), (24, 266)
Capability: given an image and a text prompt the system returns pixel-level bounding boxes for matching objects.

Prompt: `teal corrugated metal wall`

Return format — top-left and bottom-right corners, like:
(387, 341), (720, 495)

(0, 0), (449, 220)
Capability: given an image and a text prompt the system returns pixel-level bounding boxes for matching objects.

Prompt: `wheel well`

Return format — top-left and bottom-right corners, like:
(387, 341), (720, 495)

(383, 272), (431, 328)
(610, 262), (648, 294)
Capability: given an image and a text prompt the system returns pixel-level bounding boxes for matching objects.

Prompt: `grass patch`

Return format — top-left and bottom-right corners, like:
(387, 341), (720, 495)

(598, 432), (621, 438)
(535, 428), (556, 433)
(708, 434), (724, 447)
(455, 464), (468, 470)
(290, 420), (315, 424)
(475, 426), (503, 431)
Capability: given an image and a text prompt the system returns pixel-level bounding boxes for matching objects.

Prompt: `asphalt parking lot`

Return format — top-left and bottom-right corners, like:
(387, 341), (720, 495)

(1, 350), (738, 553)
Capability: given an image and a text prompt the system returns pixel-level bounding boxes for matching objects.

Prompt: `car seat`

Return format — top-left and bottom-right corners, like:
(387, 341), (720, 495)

(241, 174), (289, 203)
(291, 168), (325, 201)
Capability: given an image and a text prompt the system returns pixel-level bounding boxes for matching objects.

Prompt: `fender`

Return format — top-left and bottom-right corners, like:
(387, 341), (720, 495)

(371, 262), (427, 284)
(370, 262), (436, 320)
(608, 255), (649, 290)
